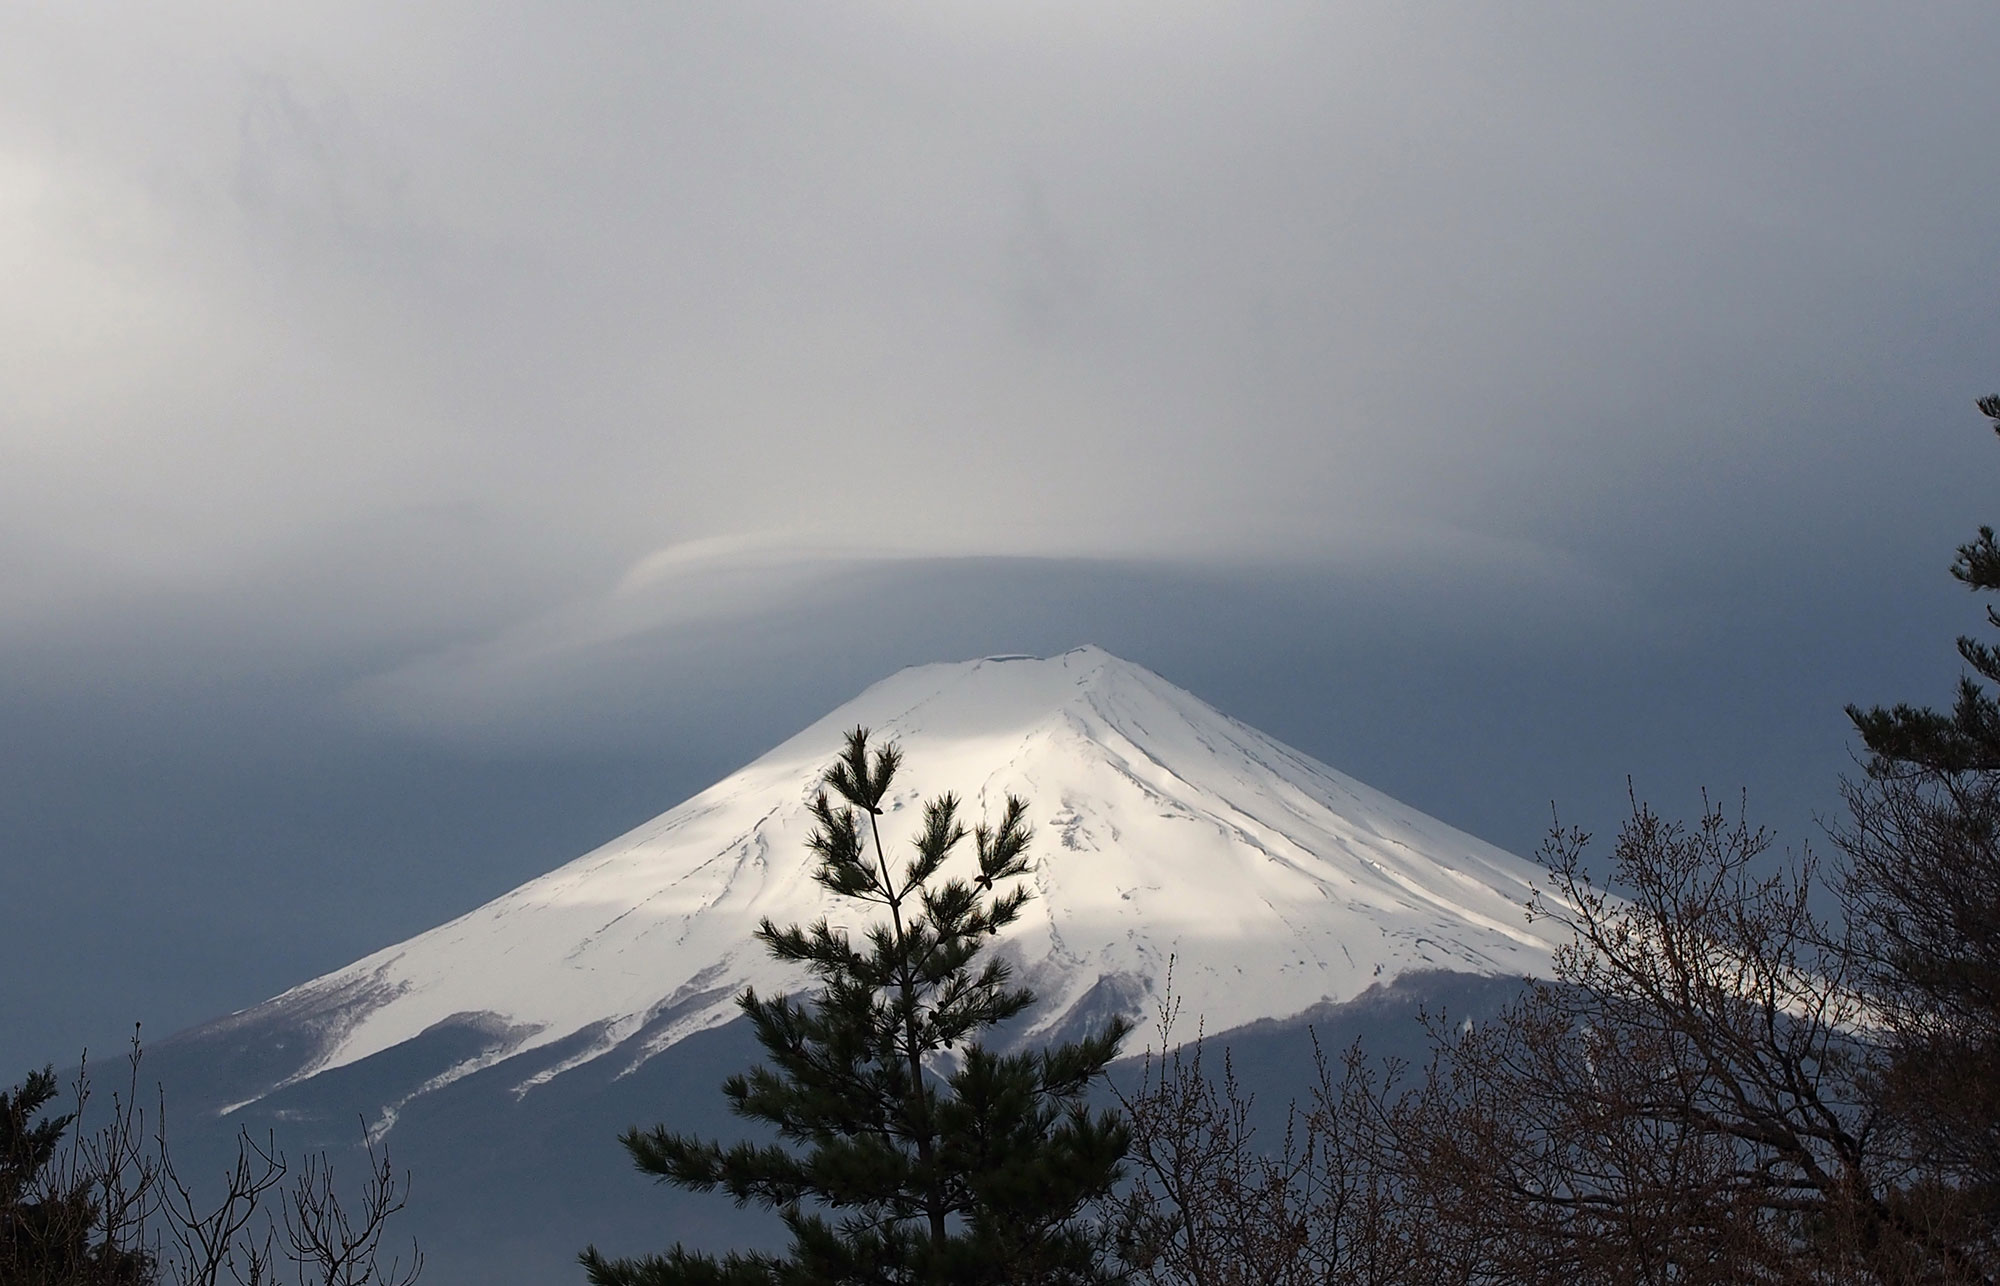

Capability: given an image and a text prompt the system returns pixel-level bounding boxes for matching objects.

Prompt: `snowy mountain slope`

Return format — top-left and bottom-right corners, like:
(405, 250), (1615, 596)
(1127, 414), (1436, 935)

(197, 646), (1564, 1119)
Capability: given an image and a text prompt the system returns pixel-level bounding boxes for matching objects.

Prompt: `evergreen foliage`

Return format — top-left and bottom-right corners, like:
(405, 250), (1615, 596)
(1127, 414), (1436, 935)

(583, 727), (1131, 1286)
(0, 1064), (152, 1285)
(1845, 395), (2000, 772)
(1114, 395), (2000, 1283)
(1833, 393), (2000, 1255)
(2, 1047), (420, 1286)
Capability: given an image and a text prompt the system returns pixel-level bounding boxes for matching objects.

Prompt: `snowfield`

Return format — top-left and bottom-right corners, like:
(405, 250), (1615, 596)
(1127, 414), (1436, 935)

(227, 646), (1563, 1112)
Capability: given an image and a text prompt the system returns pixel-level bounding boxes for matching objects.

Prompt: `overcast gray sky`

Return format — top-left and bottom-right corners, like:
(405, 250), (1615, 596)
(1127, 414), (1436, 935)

(4, 3), (1998, 1072)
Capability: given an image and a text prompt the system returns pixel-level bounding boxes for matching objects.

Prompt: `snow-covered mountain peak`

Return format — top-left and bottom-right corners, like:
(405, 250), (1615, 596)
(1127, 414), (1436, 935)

(756, 646), (1192, 762)
(215, 647), (1563, 1115)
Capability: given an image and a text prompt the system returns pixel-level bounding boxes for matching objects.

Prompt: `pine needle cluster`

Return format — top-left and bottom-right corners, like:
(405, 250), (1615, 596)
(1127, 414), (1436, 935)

(584, 727), (1130, 1286)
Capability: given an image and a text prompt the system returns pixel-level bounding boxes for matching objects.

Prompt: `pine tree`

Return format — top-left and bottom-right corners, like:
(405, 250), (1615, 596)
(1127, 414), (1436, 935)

(582, 727), (1131, 1286)
(0, 1064), (153, 1286)
(1835, 392), (2000, 1268)
(1845, 395), (2000, 772)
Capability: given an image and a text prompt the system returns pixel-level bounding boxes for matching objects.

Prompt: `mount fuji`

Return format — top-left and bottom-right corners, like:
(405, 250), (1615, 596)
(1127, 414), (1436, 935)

(146, 647), (1563, 1283)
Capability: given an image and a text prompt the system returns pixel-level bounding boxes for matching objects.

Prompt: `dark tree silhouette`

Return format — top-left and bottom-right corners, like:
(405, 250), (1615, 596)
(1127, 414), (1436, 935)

(1, 1037), (421, 1286)
(1114, 395), (2000, 1285)
(584, 727), (1130, 1286)
(1834, 393), (2000, 1265)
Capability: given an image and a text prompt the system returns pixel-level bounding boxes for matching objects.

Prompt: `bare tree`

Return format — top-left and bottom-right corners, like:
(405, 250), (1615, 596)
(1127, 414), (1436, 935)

(1114, 969), (1441, 1286)
(1483, 799), (1890, 1281)
(275, 1131), (420, 1286)
(4, 1040), (159, 1285)
(1836, 766), (2000, 1267)
(2, 1036), (420, 1286)
(155, 1120), (284, 1286)
(1119, 795), (1997, 1285)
